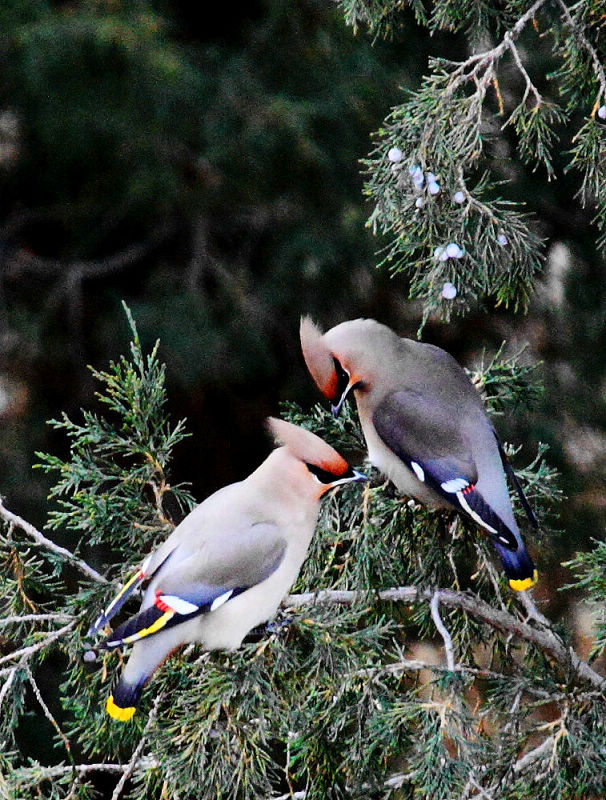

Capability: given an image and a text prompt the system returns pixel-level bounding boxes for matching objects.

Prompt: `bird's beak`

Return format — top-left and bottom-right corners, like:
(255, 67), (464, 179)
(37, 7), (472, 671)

(352, 469), (368, 482)
(329, 468), (368, 488)
(331, 382), (355, 418)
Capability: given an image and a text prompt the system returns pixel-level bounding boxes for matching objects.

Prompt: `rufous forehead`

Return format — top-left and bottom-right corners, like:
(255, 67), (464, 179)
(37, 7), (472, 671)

(300, 317), (339, 400)
(320, 453), (349, 475)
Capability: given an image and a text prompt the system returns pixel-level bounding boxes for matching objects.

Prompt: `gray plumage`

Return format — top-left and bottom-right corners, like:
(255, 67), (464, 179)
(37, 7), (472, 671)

(300, 317), (537, 590)
(92, 417), (366, 720)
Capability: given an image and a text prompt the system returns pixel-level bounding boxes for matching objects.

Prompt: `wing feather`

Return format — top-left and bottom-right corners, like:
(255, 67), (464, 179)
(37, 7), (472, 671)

(373, 390), (518, 550)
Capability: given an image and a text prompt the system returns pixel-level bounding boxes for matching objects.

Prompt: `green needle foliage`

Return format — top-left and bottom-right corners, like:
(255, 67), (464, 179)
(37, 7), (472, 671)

(348, 0), (606, 322)
(0, 310), (604, 799)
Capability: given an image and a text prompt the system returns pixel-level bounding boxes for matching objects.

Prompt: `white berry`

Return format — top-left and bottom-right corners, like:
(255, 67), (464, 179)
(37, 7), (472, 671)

(446, 242), (464, 258)
(497, 233), (508, 246)
(388, 147), (403, 163)
(434, 246), (444, 260)
(415, 197), (425, 208)
(453, 191), (465, 204)
(598, 105), (606, 120)
(442, 282), (457, 299)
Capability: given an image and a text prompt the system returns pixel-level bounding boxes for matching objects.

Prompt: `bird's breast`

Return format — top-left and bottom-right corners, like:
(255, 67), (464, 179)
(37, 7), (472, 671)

(364, 421), (447, 508)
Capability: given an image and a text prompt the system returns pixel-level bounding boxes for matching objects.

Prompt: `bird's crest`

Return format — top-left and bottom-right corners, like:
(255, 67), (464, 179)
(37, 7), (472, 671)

(267, 417), (349, 476)
(299, 317), (339, 401)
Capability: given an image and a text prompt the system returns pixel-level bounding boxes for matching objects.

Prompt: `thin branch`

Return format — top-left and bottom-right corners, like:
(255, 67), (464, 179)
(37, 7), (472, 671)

(284, 586), (606, 692)
(0, 613), (74, 626)
(512, 735), (555, 774)
(110, 693), (163, 800)
(0, 499), (106, 584)
(443, 0), (548, 96)
(0, 665), (18, 711)
(25, 663), (72, 761)
(0, 620), (76, 667)
(555, 0), (606, 100)
(430, 591), (456, 670)
(517, 589), (551, 627)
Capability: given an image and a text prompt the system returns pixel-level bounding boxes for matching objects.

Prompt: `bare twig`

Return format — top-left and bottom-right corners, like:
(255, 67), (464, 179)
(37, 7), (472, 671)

(110, 693), (163, 800)
(517, 589), (551, 626)
(0, 499), (106, 584)
(25, 663), (72, 761)
(0, 613), (74, 626)
(512, 735), (555, 774)
(0, 665), (18, 711)
(430, 591), (456, 670)
(0, 620), (76, 667)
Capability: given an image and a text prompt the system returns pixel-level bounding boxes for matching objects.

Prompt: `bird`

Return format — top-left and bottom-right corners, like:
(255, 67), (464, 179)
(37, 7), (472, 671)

(300, 316), (538, 592)
(88, 417), (366, 721)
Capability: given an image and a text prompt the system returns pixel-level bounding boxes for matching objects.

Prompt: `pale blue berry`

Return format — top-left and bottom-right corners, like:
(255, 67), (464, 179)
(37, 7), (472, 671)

(388, 147), (403, 163)
(442, 282), (457, 299)
(428, 181), (440, 195)
(426, 172), (437, 183)
(598, 105), (606, 120)
(453, 191), (465, 204)
(446, 242), (464, 258)
(434, 246), (444, 260)
(415, 197), (425, 208)
(497, 233), (508, 246)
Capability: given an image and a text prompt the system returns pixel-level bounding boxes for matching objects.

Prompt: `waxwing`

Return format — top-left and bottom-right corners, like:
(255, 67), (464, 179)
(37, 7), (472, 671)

(300, 317), (539, 591)
(89, 418), (366, 721)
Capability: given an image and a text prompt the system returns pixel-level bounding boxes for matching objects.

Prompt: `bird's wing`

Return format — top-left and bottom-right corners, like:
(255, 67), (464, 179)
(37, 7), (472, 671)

(88, 550), (172, 636)
(494, 432), (539, 529)
(101, 521), (287, 650)
(373, 389), (518, 551)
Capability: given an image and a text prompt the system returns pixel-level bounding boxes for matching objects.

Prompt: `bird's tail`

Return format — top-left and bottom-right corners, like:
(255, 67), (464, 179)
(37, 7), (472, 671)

(106, 675), (147, 722)
(491, 539), (537, 591)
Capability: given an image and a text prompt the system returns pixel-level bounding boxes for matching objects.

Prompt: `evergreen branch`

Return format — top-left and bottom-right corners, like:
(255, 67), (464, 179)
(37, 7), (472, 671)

(0, 498), (107, 584)
(0, 620), (76, 667)
(284, 587), (606, 691)
(555, 0), (606, 102)
(443, 0), (548, 97)
(110, 693), (163, 800)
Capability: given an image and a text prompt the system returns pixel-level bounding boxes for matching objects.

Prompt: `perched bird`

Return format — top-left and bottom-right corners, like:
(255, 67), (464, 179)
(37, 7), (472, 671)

(300, 317), (538, 591)
(89, 418), (366, 721)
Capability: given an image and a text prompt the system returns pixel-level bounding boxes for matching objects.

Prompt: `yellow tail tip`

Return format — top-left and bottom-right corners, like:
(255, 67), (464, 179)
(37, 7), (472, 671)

(509, 569), (539, 592)
(106, 695), (136, 722)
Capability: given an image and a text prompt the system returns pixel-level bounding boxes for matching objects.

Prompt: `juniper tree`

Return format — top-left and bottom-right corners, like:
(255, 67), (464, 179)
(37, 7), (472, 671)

(1, 2), (606, 800)
(0, 302), (601, 800)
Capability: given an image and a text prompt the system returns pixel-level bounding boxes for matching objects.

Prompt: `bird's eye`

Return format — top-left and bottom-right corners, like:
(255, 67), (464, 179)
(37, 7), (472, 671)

(305, 463), (356, 484)
(332, 357), (350, 400)
(305, 463), (336, 484)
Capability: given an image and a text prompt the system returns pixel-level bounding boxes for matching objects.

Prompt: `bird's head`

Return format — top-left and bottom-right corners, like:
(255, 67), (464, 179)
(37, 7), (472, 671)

(266, 417), (366, 497)
(300, 317), (388, 417)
